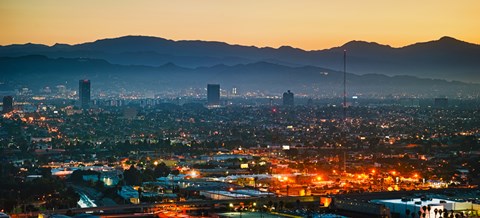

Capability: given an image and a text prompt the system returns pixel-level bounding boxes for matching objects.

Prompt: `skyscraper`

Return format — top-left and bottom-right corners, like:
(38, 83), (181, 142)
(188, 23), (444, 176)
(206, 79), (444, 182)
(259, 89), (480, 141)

(2, 96), (13, 113)
(79, 79), (91, 109)
(283, 90), (294, 106)
(207, 84), (220, 106)
(434, 97), (448, 108)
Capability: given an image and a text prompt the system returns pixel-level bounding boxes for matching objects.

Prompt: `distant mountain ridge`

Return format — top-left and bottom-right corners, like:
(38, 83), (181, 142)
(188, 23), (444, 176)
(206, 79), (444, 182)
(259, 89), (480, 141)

(0, 35), (479, 83)
(1, 55), (477, 98)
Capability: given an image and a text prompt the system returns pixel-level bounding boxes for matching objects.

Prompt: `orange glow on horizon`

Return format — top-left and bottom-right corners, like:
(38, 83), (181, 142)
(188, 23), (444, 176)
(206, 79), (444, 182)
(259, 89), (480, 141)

(1, 0), (479, 50)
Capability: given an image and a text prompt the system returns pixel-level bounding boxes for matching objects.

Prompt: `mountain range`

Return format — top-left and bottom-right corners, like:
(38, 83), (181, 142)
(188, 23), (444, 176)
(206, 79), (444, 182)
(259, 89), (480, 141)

(0, 36), (479, 97)
(1, 35), (479, 83)
(0, 54), (477, 98)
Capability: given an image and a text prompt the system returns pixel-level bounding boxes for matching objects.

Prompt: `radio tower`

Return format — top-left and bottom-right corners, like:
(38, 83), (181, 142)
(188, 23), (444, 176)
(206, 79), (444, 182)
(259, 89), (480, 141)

(343, 50), (347, 173)
(343, 50), (347, 121)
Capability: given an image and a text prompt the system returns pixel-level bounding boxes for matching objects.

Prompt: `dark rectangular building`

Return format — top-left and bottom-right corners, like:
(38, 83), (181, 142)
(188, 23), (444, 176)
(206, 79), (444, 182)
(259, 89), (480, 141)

(79, 79), (91, 109)
(434, 97), (448, 108)
(283, 90), (294, 106)
(207, 84), (220, 105)
(2, 96), (13, 113)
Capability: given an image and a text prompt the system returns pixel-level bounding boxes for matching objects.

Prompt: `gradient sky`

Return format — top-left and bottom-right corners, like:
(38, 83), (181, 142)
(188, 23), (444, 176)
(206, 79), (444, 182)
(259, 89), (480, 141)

(1, 0), (479, 50)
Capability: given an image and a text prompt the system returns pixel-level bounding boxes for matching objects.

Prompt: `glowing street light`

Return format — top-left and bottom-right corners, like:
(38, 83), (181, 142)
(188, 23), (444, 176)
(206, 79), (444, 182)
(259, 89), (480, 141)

(190, 170), (198, 178)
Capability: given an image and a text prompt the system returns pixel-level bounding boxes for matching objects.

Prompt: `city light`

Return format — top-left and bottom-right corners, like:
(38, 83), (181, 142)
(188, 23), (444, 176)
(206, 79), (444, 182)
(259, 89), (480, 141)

(189, 170), (198, 178)
(1, 61), (478, 217)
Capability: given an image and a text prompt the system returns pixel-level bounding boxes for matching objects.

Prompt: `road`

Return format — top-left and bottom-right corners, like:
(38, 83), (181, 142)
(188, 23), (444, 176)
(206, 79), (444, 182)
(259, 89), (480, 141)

(10, 196), (319, 217)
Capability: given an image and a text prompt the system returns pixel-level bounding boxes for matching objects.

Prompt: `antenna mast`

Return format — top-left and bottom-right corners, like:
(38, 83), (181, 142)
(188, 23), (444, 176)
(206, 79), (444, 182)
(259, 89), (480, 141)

(343, 50), (347, 173)
(343, 50), (347, 121)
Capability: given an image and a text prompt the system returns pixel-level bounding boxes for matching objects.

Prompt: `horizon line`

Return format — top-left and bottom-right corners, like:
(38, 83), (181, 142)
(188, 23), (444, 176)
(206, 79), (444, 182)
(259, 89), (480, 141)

(0, 34), (477, 51)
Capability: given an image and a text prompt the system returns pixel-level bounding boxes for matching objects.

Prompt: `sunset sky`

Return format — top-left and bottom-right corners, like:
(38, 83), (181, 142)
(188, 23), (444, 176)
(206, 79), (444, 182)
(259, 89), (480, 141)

(1, 0), (479, 50)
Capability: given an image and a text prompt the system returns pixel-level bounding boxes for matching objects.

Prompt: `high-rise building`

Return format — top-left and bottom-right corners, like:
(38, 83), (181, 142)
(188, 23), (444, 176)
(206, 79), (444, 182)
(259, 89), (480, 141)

(434, 98), (448, 108)
(283, 90), (294, 106)
(79, 79), (91, 109)
(2, 96), (13, 113)
(207, 84), (220, 105)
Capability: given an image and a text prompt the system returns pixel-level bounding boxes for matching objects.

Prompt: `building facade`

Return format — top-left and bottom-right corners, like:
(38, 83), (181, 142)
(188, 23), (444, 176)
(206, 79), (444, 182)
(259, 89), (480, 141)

(283, 90), (294, 106)
(2, 96), (13, 113)
(207, 84), (220, 106)
(79, 79), (91, 109)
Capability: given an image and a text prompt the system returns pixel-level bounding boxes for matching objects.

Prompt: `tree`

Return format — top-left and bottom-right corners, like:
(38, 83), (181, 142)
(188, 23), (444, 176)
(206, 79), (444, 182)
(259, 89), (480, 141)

(153, 162), (171, 178)
(124, 165), (141, 185)
(443, 209), (448, 218)
(171, 169), (180, 176)
(138, 188), (143, 202)
(95, 179), (104, 190)
(267, 200), (273, 208)
(142, 168), (155, 181)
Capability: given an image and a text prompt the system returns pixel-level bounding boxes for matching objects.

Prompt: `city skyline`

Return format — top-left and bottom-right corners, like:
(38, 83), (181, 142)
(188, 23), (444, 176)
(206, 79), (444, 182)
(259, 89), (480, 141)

(1, 1), (479, 217)
(1, 0), (479, 50)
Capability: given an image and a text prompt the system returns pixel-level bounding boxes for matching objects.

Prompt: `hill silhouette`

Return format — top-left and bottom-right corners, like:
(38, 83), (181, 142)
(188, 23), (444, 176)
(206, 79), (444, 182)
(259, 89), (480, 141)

(1, 36), (479, 82)
(1, 55), (477, 97)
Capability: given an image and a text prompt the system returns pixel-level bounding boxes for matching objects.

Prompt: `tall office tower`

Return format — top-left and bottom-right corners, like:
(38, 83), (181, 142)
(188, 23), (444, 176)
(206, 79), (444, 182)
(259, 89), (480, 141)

(2, 96), (13, 113)
(283, 90), (294, 106)
(207, 84), (220, 106)
(434, 97), (448, 108)
(79, 79), (91, 109)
